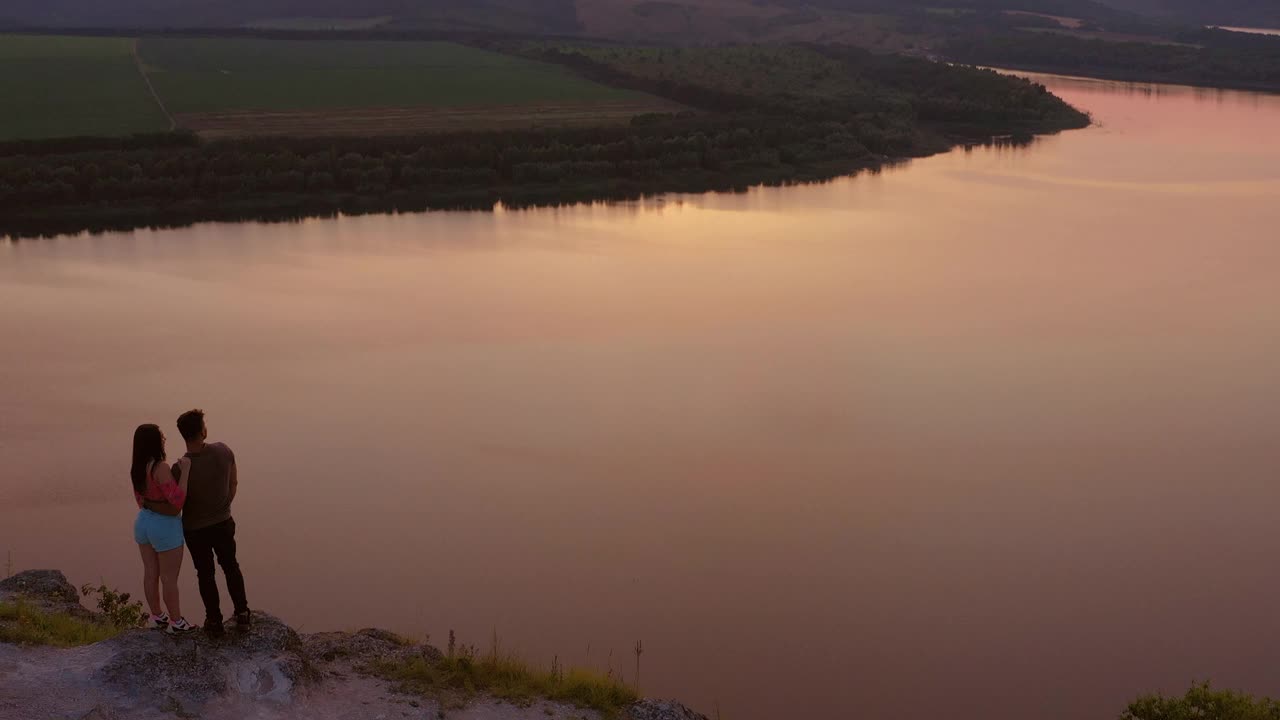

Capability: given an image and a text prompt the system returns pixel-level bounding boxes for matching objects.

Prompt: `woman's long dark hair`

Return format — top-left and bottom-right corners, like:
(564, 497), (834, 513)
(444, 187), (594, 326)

(130, 424), (165, 494)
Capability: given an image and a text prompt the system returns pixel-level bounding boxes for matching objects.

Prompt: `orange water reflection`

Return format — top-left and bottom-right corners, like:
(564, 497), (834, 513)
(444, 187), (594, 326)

(2, 74), (1280, 720)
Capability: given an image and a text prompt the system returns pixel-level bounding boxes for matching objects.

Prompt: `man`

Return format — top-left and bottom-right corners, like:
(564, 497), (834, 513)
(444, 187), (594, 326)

(174, 408), (250, 636)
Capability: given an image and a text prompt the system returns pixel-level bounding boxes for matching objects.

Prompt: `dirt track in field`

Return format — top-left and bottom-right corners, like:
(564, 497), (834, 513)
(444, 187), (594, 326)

(176, 100), (684, 138)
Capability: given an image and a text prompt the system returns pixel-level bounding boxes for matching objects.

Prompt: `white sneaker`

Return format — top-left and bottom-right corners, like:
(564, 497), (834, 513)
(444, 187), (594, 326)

(167, 618), (198, 635)
(150, 613), (169, 630)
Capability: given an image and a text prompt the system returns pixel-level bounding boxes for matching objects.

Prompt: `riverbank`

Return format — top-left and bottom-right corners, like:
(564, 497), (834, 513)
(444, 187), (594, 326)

(0, 570), (706, 720)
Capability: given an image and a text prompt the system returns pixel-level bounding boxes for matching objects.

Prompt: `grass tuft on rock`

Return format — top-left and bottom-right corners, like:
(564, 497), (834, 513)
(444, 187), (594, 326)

(0, 600), (124, 647)
(372, 646), (638, 716)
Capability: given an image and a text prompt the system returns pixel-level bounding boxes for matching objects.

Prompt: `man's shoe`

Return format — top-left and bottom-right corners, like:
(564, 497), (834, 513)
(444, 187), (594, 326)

(204, 620), (226, 638)
(149, 613), (170, 630)
(233, 611), (252, 632)
(166, 618), (198, 635)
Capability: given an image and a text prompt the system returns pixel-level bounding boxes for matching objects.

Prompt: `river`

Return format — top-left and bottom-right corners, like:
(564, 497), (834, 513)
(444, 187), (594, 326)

(3, 72), (1280, 720)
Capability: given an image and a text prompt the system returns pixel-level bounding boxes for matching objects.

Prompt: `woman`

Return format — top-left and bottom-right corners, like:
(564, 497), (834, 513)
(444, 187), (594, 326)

(131, 424), (197, 634)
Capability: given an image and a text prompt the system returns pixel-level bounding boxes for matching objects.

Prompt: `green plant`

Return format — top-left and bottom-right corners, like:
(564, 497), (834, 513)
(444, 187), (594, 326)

(0, 601), (123, 647)
(1123, 682), (1280, 720)
(80, 582), (146, 629)
(372, 632), (639, 717)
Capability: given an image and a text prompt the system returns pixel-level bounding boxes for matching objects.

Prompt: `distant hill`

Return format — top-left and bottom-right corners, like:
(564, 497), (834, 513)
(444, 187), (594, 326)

(0, 0), (581, 32)
(0, 0), (1129, 33)
(3, 0), (1274, 37)
(786, 0), (1127, 21)
(1096, 0), (1280, 27)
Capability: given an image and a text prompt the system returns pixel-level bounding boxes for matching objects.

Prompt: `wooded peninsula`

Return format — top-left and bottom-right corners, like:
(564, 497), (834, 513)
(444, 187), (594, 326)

(0, 40), (1087, 239)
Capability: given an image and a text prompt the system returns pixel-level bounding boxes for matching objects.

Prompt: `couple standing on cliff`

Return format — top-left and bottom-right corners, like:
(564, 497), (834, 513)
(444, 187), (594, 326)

(129, 409), (249, 637)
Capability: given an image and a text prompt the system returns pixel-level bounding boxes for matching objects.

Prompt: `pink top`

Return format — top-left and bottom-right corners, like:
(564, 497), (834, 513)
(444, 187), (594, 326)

(135, 462), (186, 510)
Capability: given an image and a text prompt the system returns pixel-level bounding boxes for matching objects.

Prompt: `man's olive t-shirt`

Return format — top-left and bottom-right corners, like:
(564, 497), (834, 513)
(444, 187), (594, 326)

(182, 442), (235, 531)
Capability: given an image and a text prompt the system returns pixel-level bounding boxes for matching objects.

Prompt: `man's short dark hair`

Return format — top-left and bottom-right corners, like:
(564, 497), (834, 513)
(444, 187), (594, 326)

(177, 409), (206, 442)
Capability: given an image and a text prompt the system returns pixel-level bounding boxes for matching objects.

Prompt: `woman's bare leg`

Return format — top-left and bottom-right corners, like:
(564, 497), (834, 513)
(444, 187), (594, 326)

(157, 545), (185, 621)
(137, 543), (161, 617)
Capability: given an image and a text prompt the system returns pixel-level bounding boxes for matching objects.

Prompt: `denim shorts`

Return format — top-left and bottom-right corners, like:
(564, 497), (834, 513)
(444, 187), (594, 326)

(134, 509), (184, 553)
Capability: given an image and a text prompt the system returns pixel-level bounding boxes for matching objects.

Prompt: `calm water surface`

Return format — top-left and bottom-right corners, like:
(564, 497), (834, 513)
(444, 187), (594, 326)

(3, 73), (1280, 720)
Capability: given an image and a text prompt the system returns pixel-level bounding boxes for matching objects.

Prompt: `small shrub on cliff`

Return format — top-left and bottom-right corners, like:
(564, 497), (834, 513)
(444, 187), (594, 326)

(80, 583), (146, 629)
(1123, 682), (1280, 720)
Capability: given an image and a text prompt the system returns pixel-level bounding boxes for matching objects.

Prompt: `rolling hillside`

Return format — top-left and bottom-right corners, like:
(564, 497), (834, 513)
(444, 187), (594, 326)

(0, 0), (1200, 36)
(2, 1), (1276, 48)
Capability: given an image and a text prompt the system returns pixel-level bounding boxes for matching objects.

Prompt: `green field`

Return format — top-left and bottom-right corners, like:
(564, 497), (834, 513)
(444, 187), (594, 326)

(0, 35), (169, 141)
(0, 36), (656, 141)
(138, 38), (640, 114)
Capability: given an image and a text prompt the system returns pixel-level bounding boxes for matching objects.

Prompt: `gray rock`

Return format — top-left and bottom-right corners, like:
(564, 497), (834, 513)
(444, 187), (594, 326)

(302, 628), (442, 665)
(96, 611), (315, 704)
(628, 699), (711, 720)
(0, 569), (80, 608)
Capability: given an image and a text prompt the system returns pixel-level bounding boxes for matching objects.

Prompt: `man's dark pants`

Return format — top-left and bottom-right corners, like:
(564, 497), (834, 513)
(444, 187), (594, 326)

(184, 518), (249, 625)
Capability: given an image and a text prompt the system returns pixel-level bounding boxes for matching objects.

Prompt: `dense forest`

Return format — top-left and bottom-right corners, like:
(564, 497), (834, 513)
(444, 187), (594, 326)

(0, 46), (1087, 239)
(945, 29), (1280, 91)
